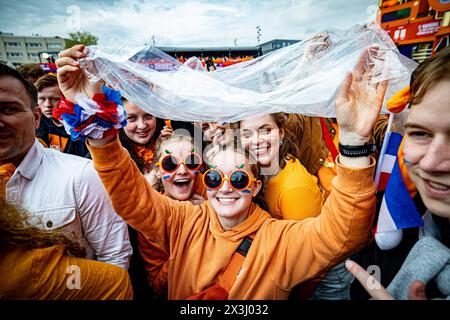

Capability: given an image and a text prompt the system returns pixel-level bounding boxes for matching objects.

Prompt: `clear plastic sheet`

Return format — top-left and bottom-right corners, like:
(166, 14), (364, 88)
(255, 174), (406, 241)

(79, 24), (417, 122)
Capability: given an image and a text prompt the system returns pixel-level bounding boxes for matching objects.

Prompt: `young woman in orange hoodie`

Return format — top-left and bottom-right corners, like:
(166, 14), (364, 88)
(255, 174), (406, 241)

(139, 133), (206, 297)
(55, 44), (387, 299)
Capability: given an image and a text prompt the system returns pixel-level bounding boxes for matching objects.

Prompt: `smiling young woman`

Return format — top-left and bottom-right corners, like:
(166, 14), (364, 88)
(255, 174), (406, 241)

(238, 112), (324, 221)
(153, 134), (204, 203)
(55, 43), (386, 300)
(119, 99), (165, 175)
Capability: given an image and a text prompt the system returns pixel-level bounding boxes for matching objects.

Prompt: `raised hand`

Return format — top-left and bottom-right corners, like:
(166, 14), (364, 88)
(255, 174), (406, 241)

(280, 32), (331, 86)
(345, 260), (428, 300)
(55, 44), (102, 103)
(159, 125), (174, 139)
(336, 45), (389, 146)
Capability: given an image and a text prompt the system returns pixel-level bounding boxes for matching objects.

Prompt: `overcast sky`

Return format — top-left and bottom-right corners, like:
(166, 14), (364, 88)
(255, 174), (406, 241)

(0, 0), (377, 47)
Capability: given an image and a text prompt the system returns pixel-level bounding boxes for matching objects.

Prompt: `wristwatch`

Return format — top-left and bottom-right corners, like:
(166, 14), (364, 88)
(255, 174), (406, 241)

(338, 143), (376, 157)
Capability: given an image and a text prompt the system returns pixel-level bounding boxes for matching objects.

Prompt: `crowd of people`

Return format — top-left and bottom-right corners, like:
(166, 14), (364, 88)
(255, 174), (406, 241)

(0, 40), (448, 300)
(177, 55), (255, 70)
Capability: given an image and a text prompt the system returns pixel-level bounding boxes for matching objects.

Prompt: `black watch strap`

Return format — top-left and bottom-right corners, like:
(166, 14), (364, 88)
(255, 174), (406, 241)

(338, 143), (376, 157)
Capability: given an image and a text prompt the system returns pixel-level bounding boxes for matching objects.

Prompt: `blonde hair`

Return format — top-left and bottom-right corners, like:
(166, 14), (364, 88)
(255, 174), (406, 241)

(155, 134), (196, 161)
(34, 73), (58, 92)
(410, 46), (450, 106)
(0, 200), (85, 257)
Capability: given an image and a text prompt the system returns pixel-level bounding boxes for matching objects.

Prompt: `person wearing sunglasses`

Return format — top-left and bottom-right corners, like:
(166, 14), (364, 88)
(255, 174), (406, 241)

(138, 133), (206, 298)
(56, 44), (386, 299)
(152, 134), (205, 203)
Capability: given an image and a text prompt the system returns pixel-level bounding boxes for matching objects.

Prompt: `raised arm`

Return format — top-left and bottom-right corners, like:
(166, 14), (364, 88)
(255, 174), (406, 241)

(55, 45), (194, 251)
(265, 46), (388, 289)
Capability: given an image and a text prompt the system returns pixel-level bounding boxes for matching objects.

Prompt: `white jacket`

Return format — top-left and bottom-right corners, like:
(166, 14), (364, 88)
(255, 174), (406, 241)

(6, 139), (132, 269)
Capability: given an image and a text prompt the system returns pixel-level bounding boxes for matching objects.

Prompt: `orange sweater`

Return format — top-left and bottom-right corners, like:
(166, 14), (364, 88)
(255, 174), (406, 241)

(0, 245), (133, 300)
(88, 137), (376, 300)
(137, 172), (207, 297)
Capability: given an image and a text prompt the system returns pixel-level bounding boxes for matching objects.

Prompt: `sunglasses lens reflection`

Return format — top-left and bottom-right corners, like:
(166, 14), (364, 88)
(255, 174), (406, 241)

(204, 170), (222, 189)
(230, 171), (250, 190)
(186, 153), (201, 170)
(161, 155), (178, 172)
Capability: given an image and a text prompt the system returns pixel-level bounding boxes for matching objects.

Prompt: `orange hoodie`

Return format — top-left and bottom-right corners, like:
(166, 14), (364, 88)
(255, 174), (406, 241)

(137, 171), (207, 297)
(0, 245), (133, 300)
(88, 137), (376, 300)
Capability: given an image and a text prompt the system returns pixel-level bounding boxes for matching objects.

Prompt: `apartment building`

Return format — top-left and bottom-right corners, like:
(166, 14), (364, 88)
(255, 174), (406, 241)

(0, 32), (66, 66)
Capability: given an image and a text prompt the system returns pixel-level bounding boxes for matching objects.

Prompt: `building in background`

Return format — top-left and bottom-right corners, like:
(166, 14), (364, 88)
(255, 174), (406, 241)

(159, 45), (262, 60)
(378, 0), (450, 62)
(259, 39), (301, 55)
(0, 32), (66, 66)
(157, 40), (300, 70)
(0, 32), (301, 71)
(156, 45), (261, 70)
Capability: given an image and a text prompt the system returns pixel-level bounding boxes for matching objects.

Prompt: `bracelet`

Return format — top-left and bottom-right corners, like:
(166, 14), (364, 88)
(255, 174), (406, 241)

(53, 86), (127, 141)
(338, 143), (376, 157)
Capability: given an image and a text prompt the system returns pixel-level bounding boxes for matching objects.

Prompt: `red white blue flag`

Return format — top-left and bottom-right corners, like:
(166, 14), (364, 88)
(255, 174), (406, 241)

(374, 131), (424, 235)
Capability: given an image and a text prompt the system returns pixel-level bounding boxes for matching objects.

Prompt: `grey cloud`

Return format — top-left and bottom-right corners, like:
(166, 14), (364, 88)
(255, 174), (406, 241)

(0, 0), (375, 46)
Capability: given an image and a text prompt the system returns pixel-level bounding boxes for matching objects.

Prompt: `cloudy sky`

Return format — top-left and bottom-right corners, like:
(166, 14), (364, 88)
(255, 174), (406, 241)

(0, 0), (377, 47)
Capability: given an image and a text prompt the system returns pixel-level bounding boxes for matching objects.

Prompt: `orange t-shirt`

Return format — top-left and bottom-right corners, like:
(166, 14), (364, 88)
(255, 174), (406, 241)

(264, 159), (324, 220)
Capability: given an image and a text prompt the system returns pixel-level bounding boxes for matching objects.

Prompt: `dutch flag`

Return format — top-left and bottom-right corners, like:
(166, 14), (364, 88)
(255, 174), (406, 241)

(374, 115), (424, 250)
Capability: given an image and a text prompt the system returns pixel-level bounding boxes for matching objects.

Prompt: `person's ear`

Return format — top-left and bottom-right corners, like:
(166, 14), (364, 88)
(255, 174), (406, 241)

(34, 106), (42, 129)
(252, 179), (262, 197)
(279, 126), (285, 141)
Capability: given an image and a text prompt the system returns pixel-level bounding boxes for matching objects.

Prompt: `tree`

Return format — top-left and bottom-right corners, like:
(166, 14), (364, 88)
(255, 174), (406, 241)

(65, 31), (99, 48)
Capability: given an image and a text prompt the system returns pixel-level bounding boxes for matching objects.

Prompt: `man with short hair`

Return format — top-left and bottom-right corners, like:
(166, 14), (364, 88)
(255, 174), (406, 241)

(35, 73), (89, 157)
(0, 62), (131, 269)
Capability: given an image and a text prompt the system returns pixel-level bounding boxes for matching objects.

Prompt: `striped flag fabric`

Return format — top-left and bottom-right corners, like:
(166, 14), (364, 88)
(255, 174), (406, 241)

(373, 115), (424, 250)
(376, 131), (403, 193)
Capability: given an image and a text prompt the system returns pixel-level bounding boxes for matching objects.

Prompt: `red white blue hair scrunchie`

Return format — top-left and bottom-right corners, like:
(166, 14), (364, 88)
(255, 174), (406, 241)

(52, 86), (127, 141)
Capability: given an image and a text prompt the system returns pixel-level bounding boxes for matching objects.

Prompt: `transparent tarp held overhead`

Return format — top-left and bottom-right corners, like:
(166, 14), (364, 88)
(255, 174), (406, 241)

(79, 24), (417, 123)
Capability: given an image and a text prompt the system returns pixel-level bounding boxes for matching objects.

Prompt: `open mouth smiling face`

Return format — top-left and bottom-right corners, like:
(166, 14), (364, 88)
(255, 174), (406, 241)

(158, 140), (200, 201)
